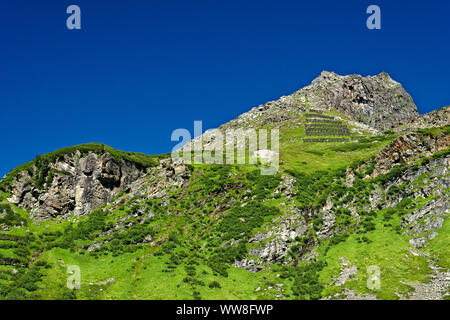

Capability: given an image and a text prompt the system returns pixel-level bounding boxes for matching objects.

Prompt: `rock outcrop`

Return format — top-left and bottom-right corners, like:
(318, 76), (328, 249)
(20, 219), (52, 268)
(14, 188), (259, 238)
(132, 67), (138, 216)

(371, 131), (450, 177)
(392, 105), (449, 132)
(115, 158), (191, 203)
(313, 71), (418, 130)
(7, 151), (148, 220)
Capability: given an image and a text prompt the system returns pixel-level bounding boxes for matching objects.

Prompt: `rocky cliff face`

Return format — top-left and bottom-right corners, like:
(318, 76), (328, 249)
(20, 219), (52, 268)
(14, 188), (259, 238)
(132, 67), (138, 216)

(313, 72), (418, 130)
(399, 156), (449, 248)
(7, 151), (148, 220)
(234, 71), (418, 131)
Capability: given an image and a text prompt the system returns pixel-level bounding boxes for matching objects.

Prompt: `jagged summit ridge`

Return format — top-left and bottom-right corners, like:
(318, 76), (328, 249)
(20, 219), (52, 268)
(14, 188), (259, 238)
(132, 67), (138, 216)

(234, 71), (417, 129)
(304, 71), (417, 130)
(251, 70), (417, 130)
(182, 71), (418, 151)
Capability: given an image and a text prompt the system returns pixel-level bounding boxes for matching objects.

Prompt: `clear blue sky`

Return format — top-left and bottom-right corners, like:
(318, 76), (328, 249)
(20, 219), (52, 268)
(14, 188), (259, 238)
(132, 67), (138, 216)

(0, 0), (449, 176)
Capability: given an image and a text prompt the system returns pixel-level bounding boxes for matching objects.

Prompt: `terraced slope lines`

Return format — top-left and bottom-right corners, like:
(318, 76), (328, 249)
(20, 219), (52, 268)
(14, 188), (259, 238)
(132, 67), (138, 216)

(303, 109), (351, 143)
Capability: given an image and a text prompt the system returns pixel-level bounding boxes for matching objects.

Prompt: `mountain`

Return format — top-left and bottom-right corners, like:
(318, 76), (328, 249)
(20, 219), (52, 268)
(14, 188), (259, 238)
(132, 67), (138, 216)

(0, 72), (448, 300)
(182, 71), (417, 152)
(202, 71), (416, 131)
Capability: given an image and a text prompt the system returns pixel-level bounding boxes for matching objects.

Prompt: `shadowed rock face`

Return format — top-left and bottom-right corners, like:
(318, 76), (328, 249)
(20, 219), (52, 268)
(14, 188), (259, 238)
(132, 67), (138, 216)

(7, 151), (147, 220)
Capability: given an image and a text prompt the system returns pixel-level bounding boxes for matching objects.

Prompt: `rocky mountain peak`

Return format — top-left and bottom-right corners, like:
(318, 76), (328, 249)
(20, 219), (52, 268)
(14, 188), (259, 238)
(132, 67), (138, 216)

(183, 72), (419, 152)
(311, 70), (342, 85)
(297, 71), (417, 130)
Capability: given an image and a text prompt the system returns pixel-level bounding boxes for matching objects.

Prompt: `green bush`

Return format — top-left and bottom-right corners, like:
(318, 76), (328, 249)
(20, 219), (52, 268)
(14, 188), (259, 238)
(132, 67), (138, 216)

(246, 170), (281, 200)
(383, 208), (397, 221)
(216, 202), (280, 242)
(196, 165), (233, 195)
(312, 215), (323, 232)
(208, 280), (222, 289)
(291, 261), (327, 300)
(329, 233), (349, 246)
(288, 168), (346, 210)
(374, 164), (407, 184)
(387, 184), (407, 197)
(208, 243), (247, 277)
(49, 209), (107, 250)
(0, 204), (27, 227)
(0, 265), (45, 299)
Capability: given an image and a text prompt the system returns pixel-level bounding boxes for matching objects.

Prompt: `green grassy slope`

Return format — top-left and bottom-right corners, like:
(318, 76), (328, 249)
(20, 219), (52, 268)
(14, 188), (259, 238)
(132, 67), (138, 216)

(0, 126), (448, 300)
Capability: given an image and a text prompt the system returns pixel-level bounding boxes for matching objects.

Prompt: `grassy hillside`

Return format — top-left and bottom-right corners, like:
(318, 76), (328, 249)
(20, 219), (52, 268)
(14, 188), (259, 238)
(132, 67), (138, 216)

(0, 126), (448, 300)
